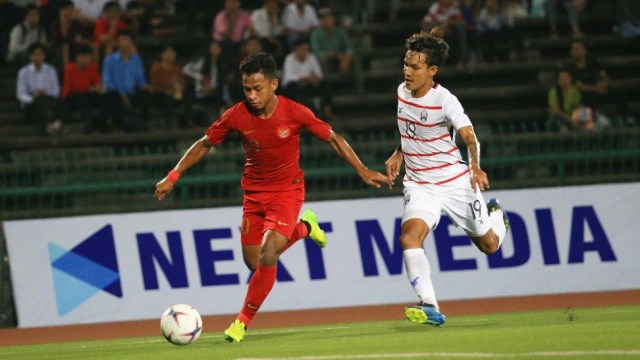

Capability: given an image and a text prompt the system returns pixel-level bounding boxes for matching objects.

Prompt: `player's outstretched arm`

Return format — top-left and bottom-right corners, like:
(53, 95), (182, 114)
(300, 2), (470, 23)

(385, 147), (404, 186)
(325, 131), (391, 189)
(458, 126), (490, 191)
(154, 136), (213, 201)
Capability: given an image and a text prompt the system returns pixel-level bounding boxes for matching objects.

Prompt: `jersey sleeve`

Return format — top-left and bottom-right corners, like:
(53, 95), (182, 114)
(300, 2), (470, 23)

(296, 101), (332, 140)
(443, 93), (472, 131)
(205, 108), (235, 145)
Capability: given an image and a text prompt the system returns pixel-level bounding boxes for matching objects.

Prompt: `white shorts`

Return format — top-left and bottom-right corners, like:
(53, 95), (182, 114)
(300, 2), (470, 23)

(402, 178), (491, 237)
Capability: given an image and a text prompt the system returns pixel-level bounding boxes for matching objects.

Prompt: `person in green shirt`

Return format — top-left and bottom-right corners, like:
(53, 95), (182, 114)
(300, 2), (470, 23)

(310, 8), (353, 74)
(548, 68), (583, 132)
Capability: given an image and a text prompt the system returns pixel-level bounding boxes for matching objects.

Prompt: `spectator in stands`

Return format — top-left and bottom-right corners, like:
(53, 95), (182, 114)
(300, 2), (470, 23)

(251, 0), (285, 60)
(93, 1), (127, 58)
(615, 0), (640, 39)
(16, 43), (63, 134)
(50, 0), (93, 68)
(213, 0), (254, 59)
(60, 45), (105, 132)
(567, 39), (631, 127)
(71, 0), (110, 21)
(547, 68), (582, 132)
(142, 0), (179, 37)
(310, 7), (353, 74)
(121, 0), (145, 35)
(183, 40), (228, 126)
(101, 31), (150, 131)
(282, 0), (318, 49)
(149, 45), (186, 129)
(7, 5), (49, 65)
(476, 0), (514, 63)
(282, 38), (335, 121)
(0, 0), (23, 65)
(459, 0), (479, 65)
(421, 0), (468, 68)
(544, 0), (584, 38)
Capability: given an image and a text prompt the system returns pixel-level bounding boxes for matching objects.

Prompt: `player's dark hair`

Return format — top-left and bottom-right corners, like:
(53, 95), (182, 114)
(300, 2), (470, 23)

(239, 52), (277, 79)
(405, 26), (449, 67)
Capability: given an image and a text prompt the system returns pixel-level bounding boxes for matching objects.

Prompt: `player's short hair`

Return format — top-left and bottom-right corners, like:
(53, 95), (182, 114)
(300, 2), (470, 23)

(239, 52), (277, 79)
(405, 27), (449, 67)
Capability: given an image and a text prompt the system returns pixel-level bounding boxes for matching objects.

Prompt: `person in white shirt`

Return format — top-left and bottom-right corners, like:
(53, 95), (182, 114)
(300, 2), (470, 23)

(282, 38), (334, 120)
(16, 43), (63, 134)
(251, 0), (285, 59)
(281, 0), (318, 49)
(6, 5), (48, 64)
(385, 27), (510, 327)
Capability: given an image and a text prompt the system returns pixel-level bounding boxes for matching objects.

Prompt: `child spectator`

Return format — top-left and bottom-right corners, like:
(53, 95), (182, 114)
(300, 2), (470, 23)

(93, 1), (127, 57)
(547, 69), (582, 132)
(16, 43), (63, 134)
(149, 45), (186, 129)
(101, 31), (150, 131)
(7, 5), (49, 65)
(282, 38), (335, 121)
(61, 45), (104, 133)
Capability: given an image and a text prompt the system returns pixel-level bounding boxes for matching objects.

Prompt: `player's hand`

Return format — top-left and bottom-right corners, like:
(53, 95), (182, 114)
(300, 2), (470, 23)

(470, 163), (490, 191)
(358, 168), (391, 189)
(154, 177), (175, 201)
(384, 150), (403, 189)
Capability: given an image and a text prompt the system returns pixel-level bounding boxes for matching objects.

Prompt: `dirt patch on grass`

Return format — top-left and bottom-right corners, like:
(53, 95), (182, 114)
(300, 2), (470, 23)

(1, 289), (638, 346)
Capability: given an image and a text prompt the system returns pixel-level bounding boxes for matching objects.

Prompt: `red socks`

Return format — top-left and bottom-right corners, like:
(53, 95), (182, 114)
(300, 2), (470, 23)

(282, 221), (309, 252)
(237, 264), (277, 326)
(236, 222), (309, 326)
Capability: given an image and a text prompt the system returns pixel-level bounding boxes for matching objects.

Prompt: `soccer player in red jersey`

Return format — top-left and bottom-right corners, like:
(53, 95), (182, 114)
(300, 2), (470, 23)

(154, 52), (389, 342)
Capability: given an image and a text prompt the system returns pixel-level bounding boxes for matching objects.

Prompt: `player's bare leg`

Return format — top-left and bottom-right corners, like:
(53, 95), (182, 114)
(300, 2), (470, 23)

(241, 244), (261, 272)
(400, 219), (446, 326)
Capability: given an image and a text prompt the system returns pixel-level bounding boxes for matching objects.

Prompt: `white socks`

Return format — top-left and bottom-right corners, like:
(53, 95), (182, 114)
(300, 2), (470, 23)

(489, 209), (507, 248)
(403, 248), (439, 309)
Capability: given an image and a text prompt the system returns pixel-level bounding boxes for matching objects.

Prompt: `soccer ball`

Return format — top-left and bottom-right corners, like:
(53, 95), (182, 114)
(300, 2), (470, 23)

(160, 304), (203, 345)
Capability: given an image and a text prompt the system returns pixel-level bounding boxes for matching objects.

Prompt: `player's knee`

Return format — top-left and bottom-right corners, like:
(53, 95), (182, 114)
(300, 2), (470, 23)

(399, 233), (421, 249)
(244, 258), (258, 272)
(259, 243), (280, 266)
(478, 236), (499, 255)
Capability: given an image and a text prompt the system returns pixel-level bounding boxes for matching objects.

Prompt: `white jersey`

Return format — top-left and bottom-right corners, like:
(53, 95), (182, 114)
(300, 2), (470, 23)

(397, 82), (472, 187)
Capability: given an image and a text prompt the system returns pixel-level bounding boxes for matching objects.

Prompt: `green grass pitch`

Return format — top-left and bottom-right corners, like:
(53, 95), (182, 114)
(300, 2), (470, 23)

(2, 305), (639, 360)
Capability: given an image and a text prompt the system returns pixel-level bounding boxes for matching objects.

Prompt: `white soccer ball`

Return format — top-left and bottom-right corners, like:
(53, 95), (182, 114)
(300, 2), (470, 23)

(160, 304), (203, 345)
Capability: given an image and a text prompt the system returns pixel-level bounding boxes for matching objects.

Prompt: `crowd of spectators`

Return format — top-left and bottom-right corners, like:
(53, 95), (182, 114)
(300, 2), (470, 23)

(1, 0), (636, 136)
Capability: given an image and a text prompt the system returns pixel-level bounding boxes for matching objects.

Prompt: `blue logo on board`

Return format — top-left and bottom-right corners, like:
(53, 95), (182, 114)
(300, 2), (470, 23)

(48, 224), (122, 316)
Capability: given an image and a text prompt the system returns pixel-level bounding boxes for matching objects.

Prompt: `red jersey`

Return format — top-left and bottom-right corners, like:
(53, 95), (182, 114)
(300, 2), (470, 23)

(61, 62), (101, 99)
(205, 96), (333, 191)
(93, 18), (127, 45)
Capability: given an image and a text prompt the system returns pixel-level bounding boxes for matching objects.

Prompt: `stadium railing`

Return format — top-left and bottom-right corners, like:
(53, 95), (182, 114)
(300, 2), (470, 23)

(1, 128), (638, 222)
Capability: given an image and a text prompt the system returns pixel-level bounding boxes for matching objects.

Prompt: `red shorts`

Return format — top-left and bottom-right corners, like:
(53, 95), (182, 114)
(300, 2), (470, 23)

(240, 187), (305, 246)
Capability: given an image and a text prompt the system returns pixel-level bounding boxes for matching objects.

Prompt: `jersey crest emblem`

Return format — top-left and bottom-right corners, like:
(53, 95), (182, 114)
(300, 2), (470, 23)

(420, 110), (428, 123)
(277, 126), (291, 139)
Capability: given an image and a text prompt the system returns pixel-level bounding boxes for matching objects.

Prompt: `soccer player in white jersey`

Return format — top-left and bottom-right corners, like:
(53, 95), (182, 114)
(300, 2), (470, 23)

(385, 27), (510, 326)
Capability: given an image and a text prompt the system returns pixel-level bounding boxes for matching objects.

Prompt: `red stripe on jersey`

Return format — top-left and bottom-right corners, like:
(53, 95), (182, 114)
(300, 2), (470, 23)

(404, 169), (470, 185)
(398, 116), (446, 128)
(401, 133), (449, 143)
(405, 161), (458, 172)
(398, 96), (443, 110)
(402, 146), (459, 157)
